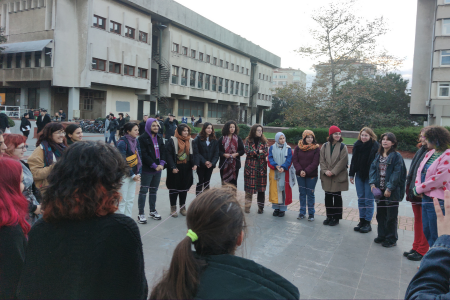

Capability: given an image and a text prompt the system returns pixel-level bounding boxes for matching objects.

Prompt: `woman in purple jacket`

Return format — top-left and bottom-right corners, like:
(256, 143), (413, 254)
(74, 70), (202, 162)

(292, 130), (320, 221)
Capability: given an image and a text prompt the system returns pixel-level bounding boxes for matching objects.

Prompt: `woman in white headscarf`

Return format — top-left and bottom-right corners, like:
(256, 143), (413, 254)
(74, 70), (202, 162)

(268, 132), (293, 218)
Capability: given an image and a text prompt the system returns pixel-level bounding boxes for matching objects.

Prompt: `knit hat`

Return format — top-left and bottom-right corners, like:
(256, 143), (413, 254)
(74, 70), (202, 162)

(302, 130), (315, 139)
(329, 125), (341, 136)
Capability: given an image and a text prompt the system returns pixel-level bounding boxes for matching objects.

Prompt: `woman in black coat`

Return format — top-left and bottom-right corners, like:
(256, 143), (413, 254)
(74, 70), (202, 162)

(194, 122), (219, 195)
(349, 127), (379, 233)
(20, 113), (31, 139)
(218, 120), (245, 188)
(165, 124), (198, 217)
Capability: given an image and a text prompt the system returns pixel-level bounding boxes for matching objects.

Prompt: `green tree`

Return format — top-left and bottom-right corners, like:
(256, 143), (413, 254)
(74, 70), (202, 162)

(264, 96), (288, 124)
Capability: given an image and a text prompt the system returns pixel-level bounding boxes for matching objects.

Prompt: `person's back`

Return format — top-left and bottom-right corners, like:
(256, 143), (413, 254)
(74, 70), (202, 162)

(18, 214), (146, 299)
(0, 113), (8, 131)
(17, 141), (148, 300)
(150, 187), (299, 300)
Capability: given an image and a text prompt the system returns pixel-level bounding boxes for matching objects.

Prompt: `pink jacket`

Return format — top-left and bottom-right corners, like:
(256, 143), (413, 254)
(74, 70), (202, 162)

(415, 149), (450, 200)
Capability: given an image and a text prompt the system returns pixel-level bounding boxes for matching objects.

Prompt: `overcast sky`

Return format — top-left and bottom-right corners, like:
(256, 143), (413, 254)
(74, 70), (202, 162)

(174, 0), (417, 86)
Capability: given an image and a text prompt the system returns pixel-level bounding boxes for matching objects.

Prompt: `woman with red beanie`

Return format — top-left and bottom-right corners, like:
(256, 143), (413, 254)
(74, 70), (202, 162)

(319, 126), (349, 226)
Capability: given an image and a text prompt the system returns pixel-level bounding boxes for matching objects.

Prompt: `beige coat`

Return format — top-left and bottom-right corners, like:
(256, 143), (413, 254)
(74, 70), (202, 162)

(27, 145), (54, 192)
(319, 142), (349, 192)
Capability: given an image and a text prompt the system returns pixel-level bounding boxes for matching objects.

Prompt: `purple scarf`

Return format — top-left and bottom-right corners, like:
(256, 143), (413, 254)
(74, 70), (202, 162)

(41, 140), (66, 166)
(124, 134), (142, 173)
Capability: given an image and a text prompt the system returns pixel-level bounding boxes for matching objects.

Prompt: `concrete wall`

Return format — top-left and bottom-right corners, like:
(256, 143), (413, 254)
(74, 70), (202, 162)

(410, 0), (436, 116)
(120, 0), (280, 68)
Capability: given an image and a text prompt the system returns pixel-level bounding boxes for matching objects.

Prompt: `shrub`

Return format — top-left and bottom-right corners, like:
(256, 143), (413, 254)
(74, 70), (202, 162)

(267, 119), (283, 127)
(8, 116), (15, 127)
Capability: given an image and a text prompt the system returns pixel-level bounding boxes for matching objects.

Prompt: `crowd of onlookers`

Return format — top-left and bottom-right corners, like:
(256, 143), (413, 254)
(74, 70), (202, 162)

(0, 118), (449, 299)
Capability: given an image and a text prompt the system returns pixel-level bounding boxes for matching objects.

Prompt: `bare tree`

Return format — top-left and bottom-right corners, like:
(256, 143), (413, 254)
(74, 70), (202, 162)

(0, 28), (7, 53)
(296, 0), (401, 102)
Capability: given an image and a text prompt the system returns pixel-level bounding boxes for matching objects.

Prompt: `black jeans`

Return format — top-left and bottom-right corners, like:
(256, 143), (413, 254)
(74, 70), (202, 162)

(325, 191), (343, 219)
(196, 167), (214, 195)
(376, 197), (399, 243)
(169, 190), (187, 207)
(22, 131), (29, 138)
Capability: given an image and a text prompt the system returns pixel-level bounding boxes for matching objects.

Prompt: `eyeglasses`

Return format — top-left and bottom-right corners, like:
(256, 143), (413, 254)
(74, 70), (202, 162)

(17, 145), (28, 150)
(54, 131), (66, 136)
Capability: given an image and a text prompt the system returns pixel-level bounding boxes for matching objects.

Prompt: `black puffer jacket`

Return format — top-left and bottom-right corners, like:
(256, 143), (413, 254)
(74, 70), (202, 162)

(194, 136), (219, 168)
(195, 253), (299, 299)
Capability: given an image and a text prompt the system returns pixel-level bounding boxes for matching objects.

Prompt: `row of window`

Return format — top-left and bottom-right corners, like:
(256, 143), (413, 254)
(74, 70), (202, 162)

(257, 93), (271, 101)
(93, 15), (148, 43)
(177, 100), (231, 119)
(172, 66), (249, 96)
(91, 57), (148, 78)
(0, 50), (51, 69)
(258, 73), (271, 81)
(172, 43), (250, 75)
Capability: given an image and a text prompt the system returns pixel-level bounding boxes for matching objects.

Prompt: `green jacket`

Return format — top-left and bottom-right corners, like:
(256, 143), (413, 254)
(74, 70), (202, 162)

(195, 253), (299, 300)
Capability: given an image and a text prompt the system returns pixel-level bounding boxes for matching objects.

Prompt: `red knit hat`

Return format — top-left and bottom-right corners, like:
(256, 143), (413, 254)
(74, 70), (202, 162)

(329, 125), (341, 136)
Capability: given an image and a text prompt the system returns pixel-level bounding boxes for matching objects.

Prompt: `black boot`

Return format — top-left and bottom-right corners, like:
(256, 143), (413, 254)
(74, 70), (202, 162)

(323, 217), (332, 225)
(329, 218), (339, 226)
(359, 220), (372, 233)
(354, 218), (363, 231)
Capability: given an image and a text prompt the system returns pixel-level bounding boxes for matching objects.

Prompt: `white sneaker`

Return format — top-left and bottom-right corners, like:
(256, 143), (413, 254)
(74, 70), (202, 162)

(149, 210), (162, 220)
(137, 214), (147, 224)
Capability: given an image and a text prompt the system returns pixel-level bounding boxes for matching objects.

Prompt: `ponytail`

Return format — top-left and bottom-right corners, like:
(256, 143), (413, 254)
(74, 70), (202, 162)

(150, 186), (245, 299)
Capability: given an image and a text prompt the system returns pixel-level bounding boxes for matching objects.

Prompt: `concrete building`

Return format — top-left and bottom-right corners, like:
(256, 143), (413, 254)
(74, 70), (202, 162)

(410, 0), (450, 126)
(0, 0), (280, 124)
(271, 67), (306, 94)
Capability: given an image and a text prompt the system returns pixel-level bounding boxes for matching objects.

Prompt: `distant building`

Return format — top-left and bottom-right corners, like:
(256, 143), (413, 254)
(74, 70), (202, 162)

(313, 62), (376, 91)
(410, 0), (450, 126)
(0, 0), (280, 124)
(271, 67), (306, 94)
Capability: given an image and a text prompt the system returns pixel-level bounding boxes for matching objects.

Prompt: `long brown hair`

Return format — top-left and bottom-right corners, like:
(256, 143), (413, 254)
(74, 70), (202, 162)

(199, 122), (216, 141)
(36, 123), (67, 148)
(416, 127), (429, 149)
(246, 124), (267, 144)
(150, 186), (246, 300)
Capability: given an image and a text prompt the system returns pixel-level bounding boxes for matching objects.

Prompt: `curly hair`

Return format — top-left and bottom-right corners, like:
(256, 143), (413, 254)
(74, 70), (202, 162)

(41, 141), (129, 222)
(221, 120), (239, 136)
(424, 126), (450, 151)
(246, 124), (267, 144)
(199, 122), (216, 141)
(36, 123), (67, 148)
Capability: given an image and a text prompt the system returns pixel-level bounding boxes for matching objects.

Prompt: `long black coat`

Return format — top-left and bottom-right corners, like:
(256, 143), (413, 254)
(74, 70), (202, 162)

(165, 137), (198, 190)
(218, 136), (245, 170)
(36, 115), (51, 133)
(194, 136), (219, 168)
(138, 132), (166, 173)
(195, 253), (299, 299)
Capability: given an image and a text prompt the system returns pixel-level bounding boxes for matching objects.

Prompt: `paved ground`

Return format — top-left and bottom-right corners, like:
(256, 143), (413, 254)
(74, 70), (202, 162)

(22, 133), (418, 299)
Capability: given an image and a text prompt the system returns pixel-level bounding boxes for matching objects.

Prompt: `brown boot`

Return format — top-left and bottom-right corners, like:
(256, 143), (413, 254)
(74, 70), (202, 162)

(170, 205), (178, 218)
(180, 206), (187, 216)
(245, 193), (252, 214)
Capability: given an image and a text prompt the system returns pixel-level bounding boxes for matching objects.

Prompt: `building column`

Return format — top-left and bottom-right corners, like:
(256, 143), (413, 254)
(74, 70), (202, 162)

(68, 87), (80, 120)
(259, 108), (264, 125)
(20, 87), (28, 112)
(39, 87), (51, 112)
(172, 98), (178, 116)
(203, 102), (208, 121)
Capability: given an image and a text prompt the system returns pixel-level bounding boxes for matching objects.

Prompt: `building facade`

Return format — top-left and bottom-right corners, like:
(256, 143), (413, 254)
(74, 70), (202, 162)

(0, 0), (280, 124)
(271, 67), (306, 94)
(411, 0), (450, 126)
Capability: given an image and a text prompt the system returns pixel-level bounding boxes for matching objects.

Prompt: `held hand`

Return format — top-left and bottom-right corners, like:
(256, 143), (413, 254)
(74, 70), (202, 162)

(158, 165), (164, 171)
(232, 153), (239, 158)
(192, 165), (198, 171)
(133, 175), (141, 182)
(300, 171), (306, 177)
(350, 178), (354, 184)
(173, 168), (179, 174)
(35, 205), (41, 215)
(384, 190), (391, 198)
(434, 191), (450, 237)
(279, 167), (284, 173)
(224, 153), (231, 159)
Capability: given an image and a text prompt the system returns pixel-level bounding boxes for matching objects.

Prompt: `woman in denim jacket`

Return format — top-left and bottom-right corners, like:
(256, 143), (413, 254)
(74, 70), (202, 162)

(369, 132), (407, 248)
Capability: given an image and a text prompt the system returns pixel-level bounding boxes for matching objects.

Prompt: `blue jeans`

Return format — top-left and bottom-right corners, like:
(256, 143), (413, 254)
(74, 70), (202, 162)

(108, 131), (117, 146)
(138, 172), (162, 214)
(422, 194), (445, 247)
(297, 176), (318, 216)
(355, 175), (375, 221)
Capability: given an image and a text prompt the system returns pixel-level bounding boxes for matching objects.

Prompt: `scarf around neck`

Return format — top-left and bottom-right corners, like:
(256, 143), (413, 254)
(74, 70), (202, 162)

(124, 134), (142, 173)
(41, 140), (66, 166)
(298, 140), (319, 151)
(175, 130), (191, 164)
